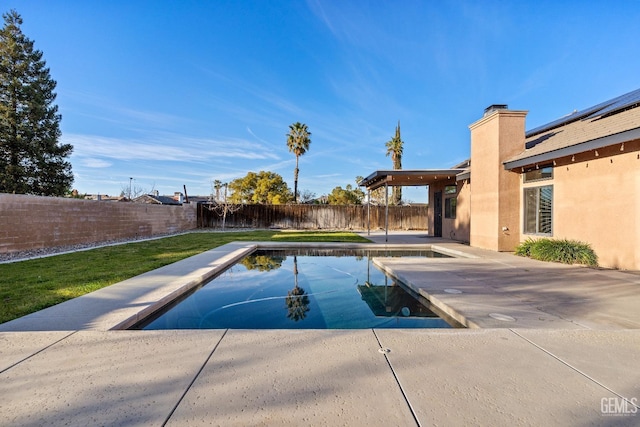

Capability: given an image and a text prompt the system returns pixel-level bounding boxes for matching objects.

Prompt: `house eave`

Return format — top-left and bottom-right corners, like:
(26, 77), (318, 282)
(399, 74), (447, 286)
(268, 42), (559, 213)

(456, 170), (471, 181)
(503, 127), (640, 170)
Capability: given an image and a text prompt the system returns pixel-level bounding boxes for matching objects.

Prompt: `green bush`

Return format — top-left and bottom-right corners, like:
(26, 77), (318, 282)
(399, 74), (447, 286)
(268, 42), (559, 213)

(514, 238), (535, 257)
(515, 238), (598, 267)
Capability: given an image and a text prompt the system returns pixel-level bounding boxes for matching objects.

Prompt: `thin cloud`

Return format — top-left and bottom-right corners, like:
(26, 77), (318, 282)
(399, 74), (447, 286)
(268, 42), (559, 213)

(61, 91), (192, 129)
(80, 158), (112, 168)
(314, 173), (341, 179)
(306, 0), (337, 36)
(246, 127), (271, 145)
(199, 66), (307, 125)
(64, 133), (280, 162)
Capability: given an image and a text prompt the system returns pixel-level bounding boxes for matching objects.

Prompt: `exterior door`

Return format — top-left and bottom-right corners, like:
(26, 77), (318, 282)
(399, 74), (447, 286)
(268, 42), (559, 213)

(433, 191), (443, 237)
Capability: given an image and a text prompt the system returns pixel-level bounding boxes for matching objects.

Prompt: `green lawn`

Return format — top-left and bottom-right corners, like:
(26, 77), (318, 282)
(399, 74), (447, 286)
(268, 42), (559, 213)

(0, 230), (370, 324)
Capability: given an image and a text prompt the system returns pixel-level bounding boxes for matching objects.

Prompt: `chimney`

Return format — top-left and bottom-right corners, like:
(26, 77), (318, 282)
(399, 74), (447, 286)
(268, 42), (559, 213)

(483, 104), (508, 117)
(174, 192), (184, 204)
(152, 190), (159, 197)
(469, 105), (527, 252)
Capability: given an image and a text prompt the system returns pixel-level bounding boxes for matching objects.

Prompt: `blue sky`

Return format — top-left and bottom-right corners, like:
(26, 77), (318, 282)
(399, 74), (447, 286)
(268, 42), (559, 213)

(6, 1), (640, 201)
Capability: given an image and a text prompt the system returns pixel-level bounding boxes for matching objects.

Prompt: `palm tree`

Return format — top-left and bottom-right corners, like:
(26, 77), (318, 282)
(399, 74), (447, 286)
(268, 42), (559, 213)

(286, 122), (312, 203)
(212, 180), (223, 202)
(385, 121), (404, 204)
(285, 255), (310, 321)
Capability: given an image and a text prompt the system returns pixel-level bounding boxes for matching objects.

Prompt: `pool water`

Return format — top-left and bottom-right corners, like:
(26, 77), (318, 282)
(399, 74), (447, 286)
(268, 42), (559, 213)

(139, 248), (453, 329)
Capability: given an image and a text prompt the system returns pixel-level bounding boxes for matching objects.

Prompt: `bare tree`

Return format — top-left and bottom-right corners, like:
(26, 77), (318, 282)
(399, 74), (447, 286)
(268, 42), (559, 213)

(120, 181), (154, 199)
(206, 181), (241, 230)
(299, 189), (316, 203)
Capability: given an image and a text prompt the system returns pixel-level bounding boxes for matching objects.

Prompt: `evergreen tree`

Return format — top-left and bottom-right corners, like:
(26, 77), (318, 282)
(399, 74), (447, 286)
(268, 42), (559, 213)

(0, 10), (72, 196)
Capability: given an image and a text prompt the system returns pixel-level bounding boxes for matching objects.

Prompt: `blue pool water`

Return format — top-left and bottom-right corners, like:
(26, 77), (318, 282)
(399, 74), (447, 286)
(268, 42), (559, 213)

(139, 248), (453, 329)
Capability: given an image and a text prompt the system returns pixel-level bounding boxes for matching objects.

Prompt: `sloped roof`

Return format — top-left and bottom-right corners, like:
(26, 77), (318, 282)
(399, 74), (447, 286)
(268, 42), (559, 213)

(504, 88), (640, 169)
(133, 194), (182, 205)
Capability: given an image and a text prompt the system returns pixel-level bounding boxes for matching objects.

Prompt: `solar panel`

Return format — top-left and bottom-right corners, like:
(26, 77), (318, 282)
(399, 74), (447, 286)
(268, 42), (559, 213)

(583, 88), (640, 119)
(526, 88), (640, 138)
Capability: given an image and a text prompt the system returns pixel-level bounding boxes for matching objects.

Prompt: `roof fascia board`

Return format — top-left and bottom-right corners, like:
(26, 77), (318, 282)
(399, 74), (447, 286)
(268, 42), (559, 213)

(456, 171), (471, 181)
(504, 127), (640, 170)
(359, 169), (466, 189)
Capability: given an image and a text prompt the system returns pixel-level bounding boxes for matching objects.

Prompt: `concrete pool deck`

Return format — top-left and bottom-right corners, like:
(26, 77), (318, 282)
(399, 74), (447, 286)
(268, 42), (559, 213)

(1, 231), (639, 425)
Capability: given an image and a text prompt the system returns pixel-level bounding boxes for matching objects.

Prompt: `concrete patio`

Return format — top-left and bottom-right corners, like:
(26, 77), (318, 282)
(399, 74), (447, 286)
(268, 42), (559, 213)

(1, 231), (639, 425)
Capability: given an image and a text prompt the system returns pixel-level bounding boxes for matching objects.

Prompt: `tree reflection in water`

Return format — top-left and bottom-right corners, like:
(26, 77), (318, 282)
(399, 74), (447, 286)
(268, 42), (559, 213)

(285, 255), (310, 321)
(240, 253), (285, 271)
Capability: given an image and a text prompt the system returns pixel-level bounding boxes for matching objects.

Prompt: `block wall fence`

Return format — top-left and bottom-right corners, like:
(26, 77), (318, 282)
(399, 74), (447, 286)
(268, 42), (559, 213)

(0, 194), (430, 254)
(0, 194), (197, 254)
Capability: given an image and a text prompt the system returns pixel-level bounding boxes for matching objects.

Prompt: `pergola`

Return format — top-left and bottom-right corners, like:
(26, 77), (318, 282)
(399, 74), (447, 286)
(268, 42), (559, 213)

(358, 169), (467, 241)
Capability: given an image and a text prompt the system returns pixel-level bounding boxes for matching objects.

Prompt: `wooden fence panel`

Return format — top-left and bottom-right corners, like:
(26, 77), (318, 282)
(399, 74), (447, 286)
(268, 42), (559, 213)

(197, 204), (428, 231)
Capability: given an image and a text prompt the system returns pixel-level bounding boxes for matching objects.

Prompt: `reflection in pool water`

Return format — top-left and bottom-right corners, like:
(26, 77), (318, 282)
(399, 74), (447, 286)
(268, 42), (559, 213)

(139, 248), (453, 329)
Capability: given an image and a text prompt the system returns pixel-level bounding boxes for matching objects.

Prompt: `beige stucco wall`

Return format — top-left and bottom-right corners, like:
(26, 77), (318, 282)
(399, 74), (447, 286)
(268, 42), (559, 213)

(469, 110), (526, 251)
(429, 180), (470, 243)
(0, 193), (197, 254)
(454, 179), (471, 243)
(526, 140), (640, 270)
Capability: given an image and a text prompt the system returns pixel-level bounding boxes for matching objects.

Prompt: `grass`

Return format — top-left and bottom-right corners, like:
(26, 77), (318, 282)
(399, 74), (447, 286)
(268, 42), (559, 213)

(0, 230), (370, 324)
(515, 238), (598, 267)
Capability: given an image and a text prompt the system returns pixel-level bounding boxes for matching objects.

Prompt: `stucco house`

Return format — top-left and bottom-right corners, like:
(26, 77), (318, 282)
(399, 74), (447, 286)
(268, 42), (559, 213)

(360, 88), (640, 270)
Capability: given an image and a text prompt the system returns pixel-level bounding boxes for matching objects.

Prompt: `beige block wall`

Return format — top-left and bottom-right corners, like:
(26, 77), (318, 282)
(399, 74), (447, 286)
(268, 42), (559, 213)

(542, 141), (640, 270)
(0, 194), (197, 254)
(469, 110), (526, 251)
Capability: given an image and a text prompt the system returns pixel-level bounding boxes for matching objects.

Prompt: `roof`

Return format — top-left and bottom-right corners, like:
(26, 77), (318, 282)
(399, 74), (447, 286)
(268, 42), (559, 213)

(504, 88), (640, 169)
(133, 194), (182, 205)
(358, 169), (466, 191)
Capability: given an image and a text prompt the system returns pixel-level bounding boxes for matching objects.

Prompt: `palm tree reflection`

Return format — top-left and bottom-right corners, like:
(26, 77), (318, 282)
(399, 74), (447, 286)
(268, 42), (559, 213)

(285, 255), (310, 321)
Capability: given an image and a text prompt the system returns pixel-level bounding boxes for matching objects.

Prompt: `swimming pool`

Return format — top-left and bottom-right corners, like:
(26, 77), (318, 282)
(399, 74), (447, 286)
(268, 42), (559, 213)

(136, 248), (455, 330)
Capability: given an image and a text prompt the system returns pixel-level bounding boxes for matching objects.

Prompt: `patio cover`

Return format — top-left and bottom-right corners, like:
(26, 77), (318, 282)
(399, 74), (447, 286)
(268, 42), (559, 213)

(358, 169), (466, 241)
(358, 169), (467, 190)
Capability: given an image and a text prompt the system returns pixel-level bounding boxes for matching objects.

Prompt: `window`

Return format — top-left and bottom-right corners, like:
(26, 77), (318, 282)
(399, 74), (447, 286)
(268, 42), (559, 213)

(524, 185), (552, 235)
(523, 165), (553, 183)
(445, 197), (456, 219)
(444, 185), (457, 195)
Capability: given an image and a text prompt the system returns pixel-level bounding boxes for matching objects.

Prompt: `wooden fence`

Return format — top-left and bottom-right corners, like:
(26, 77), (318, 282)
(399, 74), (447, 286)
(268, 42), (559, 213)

(197, 204), (428, 230)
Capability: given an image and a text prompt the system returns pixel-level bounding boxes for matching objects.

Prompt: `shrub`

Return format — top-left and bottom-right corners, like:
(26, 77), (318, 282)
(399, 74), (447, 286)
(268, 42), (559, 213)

(514, 238), (535, 257)
(515, 238), (598, 267)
